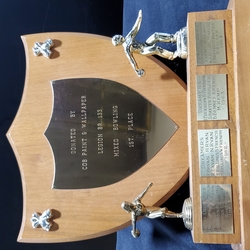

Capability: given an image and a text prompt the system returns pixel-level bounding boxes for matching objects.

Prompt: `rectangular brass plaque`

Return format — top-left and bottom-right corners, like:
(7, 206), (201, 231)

(198, 129), (231, 176)
(195, 20), (226, 65)
(200, 184), (233, 234)
(196, 74), (228, 121)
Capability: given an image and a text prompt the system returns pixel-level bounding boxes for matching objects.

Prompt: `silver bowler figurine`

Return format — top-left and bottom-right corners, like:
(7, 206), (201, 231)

(112, 10), (187, 77)
(121, 183), (192, 238)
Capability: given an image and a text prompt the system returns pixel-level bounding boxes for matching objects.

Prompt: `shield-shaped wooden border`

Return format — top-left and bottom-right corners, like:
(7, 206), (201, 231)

(7, 33), (188, 243)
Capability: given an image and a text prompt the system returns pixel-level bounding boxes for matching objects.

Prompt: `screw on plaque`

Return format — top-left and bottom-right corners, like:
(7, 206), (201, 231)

(30, 209), (53, 231)
(32, 39), (54, 58)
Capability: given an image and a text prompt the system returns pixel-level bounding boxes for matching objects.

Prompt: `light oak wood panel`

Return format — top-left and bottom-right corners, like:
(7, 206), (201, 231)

(7, 33), (188, 242)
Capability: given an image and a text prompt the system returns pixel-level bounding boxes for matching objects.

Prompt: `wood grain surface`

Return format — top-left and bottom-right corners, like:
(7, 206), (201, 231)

(187, 7), (245, 245)
(228, 0), (250, 249)
(6, 33), (188, 242)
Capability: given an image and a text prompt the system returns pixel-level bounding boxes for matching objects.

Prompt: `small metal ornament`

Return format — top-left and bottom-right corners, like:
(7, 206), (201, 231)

(30, 209), (53, 231)
(32, 39), (54, 58)
(112, 10), (187, 77)
(121, 183), (192, 238)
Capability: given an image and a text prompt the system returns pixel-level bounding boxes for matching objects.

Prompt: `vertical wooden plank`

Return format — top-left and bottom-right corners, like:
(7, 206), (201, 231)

(187, 10), (241, 244)
(228, 0), (250, 249)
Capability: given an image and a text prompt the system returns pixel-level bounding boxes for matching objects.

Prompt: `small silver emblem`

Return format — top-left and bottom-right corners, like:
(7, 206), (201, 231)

(30, 209), (53, 231)
(32, 39), (54, 58)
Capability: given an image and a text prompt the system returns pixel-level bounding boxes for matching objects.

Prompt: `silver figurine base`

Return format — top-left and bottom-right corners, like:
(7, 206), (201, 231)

(182, 197), (193, 231)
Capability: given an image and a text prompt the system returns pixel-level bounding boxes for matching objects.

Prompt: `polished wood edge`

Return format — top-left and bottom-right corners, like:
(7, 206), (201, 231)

(228, 0), (250, 249)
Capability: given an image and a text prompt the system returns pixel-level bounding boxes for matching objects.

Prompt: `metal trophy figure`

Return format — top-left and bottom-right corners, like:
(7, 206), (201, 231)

(121, 183), (192, 238)
(112, 10), (187, 77)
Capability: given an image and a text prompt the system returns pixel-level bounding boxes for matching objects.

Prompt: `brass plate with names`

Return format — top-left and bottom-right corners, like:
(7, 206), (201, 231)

(200, 184), (233, 234)
(196, 74), (229, 121)
(195, 20), (226, 66)
(198, 128), (231, 177)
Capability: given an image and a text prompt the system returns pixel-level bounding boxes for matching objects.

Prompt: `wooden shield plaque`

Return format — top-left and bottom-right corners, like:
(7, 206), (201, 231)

(6, 33), (188, 243)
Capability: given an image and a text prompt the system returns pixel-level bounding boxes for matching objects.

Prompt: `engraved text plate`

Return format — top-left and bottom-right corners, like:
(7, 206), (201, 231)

(198, 128), (231, 176)
(196, 74), (228, 121)
(200, 184), (233, 234)
(45, 78), (178, 189)
(195, 20), (226, 66)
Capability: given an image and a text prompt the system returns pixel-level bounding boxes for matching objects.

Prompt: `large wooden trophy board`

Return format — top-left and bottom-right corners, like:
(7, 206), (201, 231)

(7, 33), (188, 242)
(187, 0), (250, 248)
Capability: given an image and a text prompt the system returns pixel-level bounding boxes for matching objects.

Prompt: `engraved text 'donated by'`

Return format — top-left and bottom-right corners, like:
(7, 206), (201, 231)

(45, 78), (178, 189)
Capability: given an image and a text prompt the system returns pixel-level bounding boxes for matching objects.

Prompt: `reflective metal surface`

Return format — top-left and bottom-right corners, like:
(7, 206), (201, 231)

(198, 129), (231, 176)
(30, 209), (53, 232)
(121, 183), (187, 238)
(112, 10), (187, 77)
(32, 39), (54, 58)
(45, 78), (178, 189)
(182, 197), (193, 230)
(200, 184), (233, 234)
(195, 20), (226, 65)
(196, 74), (228, 121)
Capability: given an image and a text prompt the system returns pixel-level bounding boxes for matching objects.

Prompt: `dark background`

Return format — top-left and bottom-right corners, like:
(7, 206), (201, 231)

(1, 0), (232, 249)
(0, 1), (122, 249)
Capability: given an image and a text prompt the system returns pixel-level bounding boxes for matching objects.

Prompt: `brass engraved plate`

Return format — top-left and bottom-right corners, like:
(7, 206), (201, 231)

(198, 129), (231, 176)
(200, 184), (233, 234)
(45, 78), (178, 189)
(196, 74), (228, 121)
(195, 20), (226, 65)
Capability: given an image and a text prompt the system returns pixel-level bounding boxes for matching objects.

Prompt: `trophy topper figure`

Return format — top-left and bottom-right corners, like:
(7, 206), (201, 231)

(121, 183), (192, 238)
(112, 10), (187, 77)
